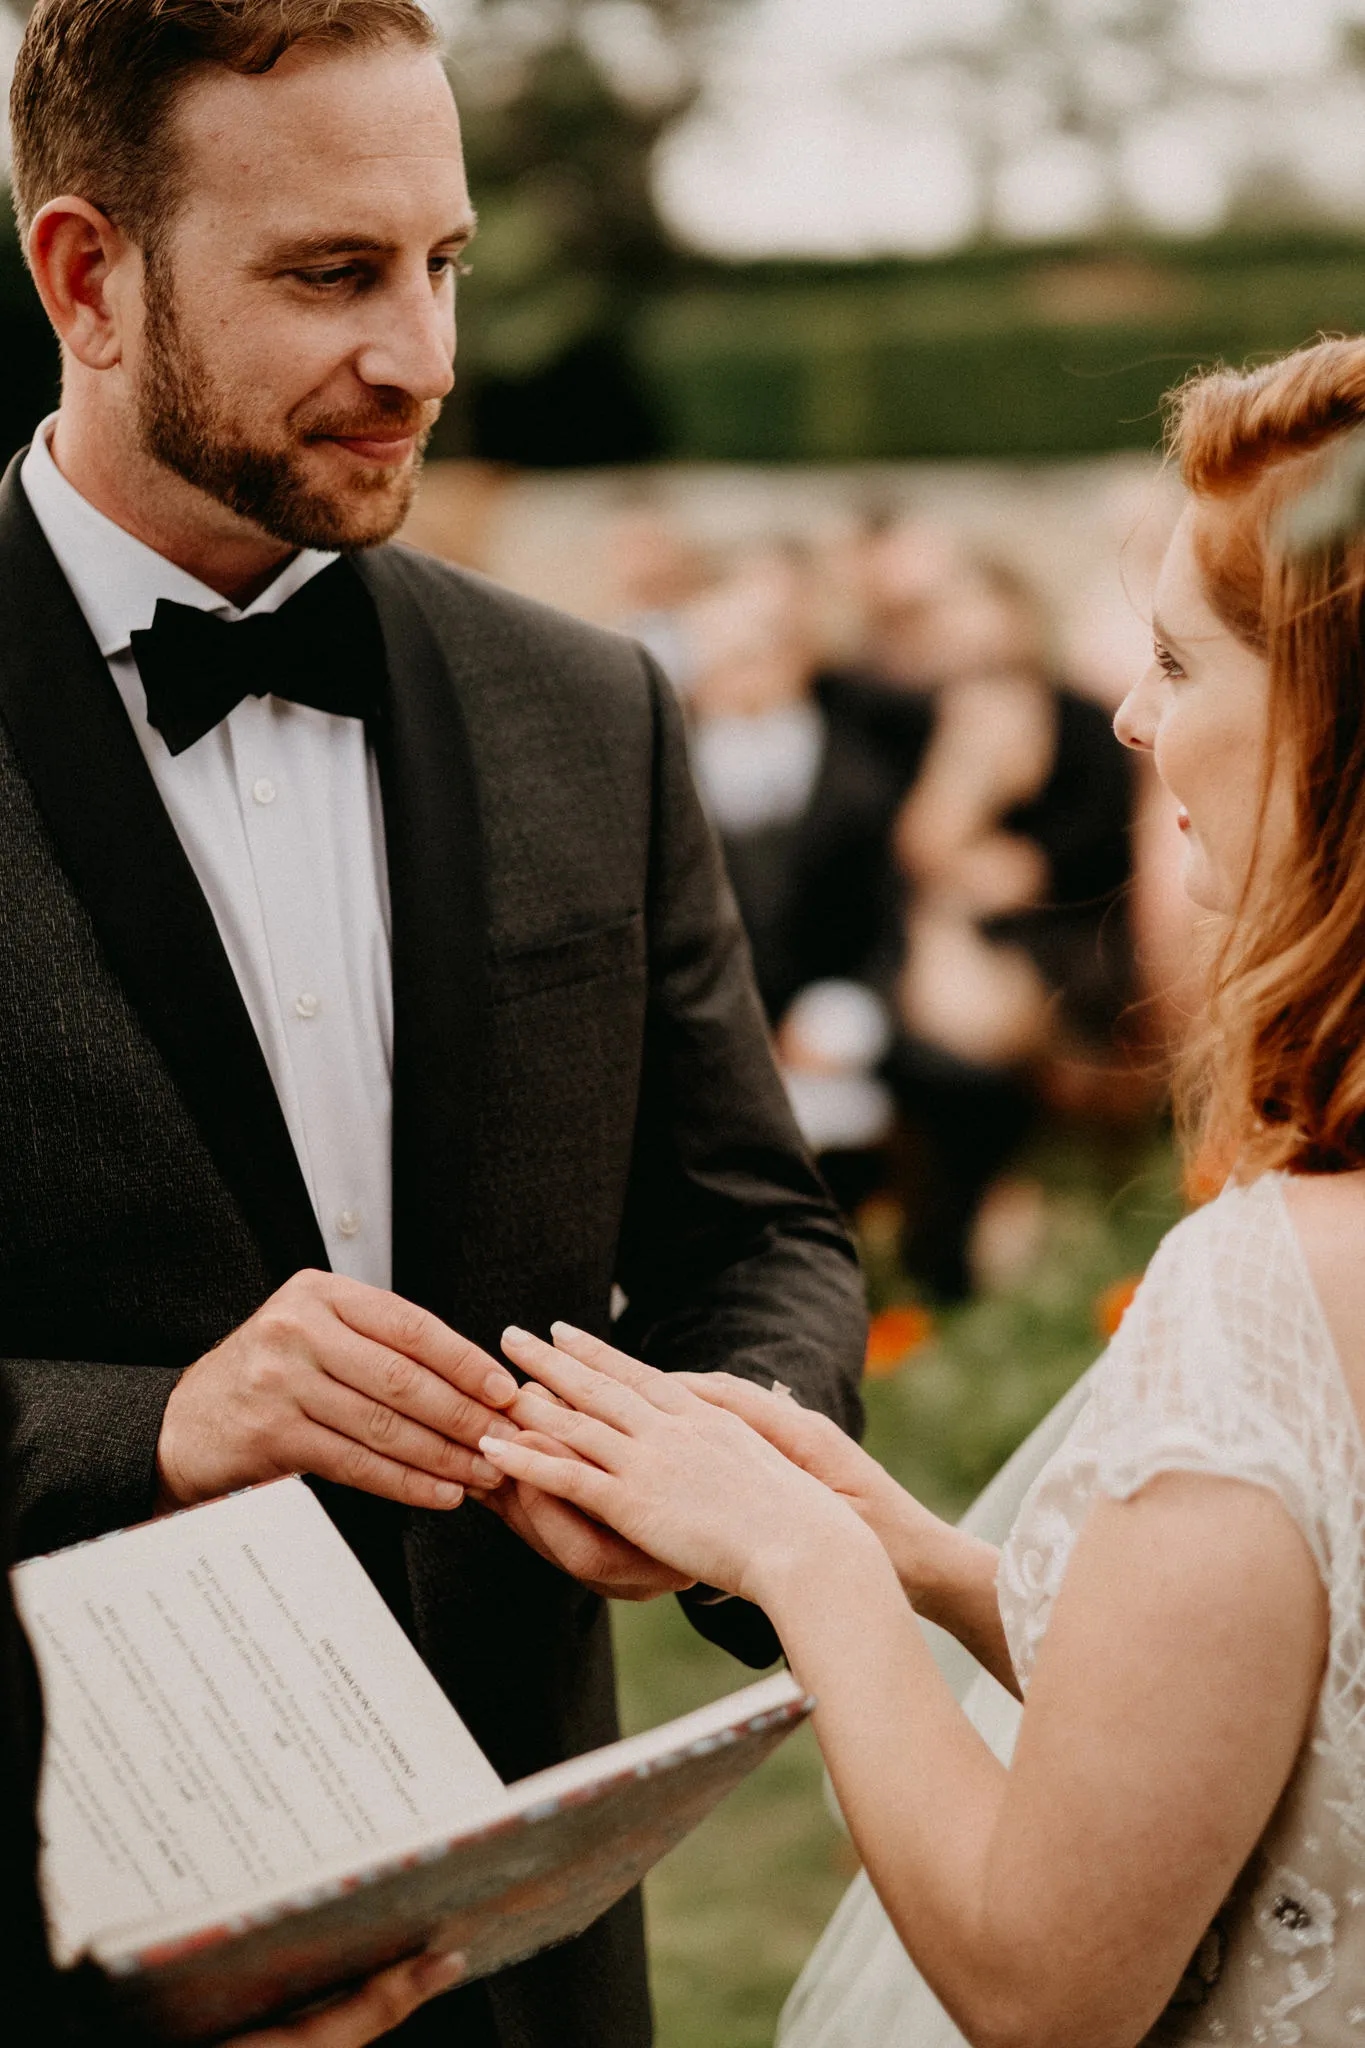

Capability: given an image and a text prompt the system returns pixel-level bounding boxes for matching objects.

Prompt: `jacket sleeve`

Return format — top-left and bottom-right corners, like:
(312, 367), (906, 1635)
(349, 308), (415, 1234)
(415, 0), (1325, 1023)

(0, 1360), (179, 1560)
(614, 657), (868, 1667)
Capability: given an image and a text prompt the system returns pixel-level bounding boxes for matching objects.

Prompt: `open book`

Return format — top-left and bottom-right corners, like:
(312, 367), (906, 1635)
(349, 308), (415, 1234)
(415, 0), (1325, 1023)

(13, 1476), (812, 2044)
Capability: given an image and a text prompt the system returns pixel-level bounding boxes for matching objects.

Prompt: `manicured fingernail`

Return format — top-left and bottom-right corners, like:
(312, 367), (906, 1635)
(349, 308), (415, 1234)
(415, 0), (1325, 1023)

(483, 1364), (518, 1402)
(551, 1320), (585, 1343)
(471, 1456), (503, 1486)
(434, 1481), (464, 1506)
(420, 1949), (466, 1991)
(480, 1435), (510, 1456)
(503, 1324), (532, 1348)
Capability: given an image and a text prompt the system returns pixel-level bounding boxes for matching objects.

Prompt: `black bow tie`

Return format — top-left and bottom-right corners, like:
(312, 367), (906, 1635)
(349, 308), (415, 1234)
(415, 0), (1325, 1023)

(130, 558), (387, 757)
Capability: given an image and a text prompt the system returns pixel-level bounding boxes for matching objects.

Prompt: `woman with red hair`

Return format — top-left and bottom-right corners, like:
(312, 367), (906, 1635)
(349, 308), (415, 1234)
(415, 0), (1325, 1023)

(480, 337), (1365, 2048)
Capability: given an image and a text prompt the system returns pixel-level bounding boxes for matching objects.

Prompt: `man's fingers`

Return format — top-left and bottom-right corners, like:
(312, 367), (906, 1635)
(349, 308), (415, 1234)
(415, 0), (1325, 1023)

(549, 1322), (691, 1412)
(297, 1422), (468, 1511)
(315, 1325), (516, 1461)
(330, 1281), (518, 1410)
(298, 1375), (506, 1490)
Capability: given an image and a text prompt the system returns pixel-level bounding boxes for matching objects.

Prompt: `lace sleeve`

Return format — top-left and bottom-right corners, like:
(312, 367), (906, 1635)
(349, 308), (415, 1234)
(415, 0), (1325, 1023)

(1089, 1176), (1334, 1578)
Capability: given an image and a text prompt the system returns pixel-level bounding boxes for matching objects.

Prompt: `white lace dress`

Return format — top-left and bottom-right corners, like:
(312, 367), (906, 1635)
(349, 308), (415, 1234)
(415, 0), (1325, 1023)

(779, 1173), (1365, 2048)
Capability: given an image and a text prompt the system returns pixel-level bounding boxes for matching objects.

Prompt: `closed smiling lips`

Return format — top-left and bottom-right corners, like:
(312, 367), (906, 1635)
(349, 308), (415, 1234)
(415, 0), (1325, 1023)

(323, 428), (418, 464)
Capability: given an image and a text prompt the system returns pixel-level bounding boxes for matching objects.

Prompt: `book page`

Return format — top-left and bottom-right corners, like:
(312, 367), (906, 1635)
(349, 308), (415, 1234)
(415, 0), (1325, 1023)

(13, 1479), (506, 1962)
(87, 1668), (815, 2045)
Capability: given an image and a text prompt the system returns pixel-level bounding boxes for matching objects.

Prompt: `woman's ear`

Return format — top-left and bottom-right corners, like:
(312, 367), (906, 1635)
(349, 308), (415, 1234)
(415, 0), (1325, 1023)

(27, 196), (135, 371)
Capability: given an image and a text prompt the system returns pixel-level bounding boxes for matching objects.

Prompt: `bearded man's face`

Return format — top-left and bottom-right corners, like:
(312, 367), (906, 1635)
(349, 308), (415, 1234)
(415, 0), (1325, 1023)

(129, 41), (471, 551)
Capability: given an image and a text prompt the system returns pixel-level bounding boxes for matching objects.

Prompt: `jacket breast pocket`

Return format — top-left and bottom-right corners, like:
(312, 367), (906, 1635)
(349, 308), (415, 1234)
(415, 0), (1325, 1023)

(489, 911), (646, 1004)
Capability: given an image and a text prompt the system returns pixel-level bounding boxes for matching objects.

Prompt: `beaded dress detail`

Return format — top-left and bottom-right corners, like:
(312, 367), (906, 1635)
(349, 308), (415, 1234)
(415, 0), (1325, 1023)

(998, 1173), (1365, 2045)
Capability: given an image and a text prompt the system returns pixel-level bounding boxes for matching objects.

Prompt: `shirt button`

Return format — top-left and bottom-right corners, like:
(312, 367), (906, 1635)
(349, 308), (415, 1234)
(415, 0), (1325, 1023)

(294, 993), (321, 1020)
(337, 1208), (362, 1239)
(252, 777), (277, 806)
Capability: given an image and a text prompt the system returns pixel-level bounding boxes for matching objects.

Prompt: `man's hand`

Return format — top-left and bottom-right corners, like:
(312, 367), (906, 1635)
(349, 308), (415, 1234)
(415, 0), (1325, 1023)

(474, 1421), (693, 1602)
(156, 1272), (519, 1512)
(235, 1949), (464, 2046)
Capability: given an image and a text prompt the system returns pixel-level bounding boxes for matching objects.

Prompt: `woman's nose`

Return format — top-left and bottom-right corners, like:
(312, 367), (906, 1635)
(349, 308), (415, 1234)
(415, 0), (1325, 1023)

(1113, 672), (1158, 751)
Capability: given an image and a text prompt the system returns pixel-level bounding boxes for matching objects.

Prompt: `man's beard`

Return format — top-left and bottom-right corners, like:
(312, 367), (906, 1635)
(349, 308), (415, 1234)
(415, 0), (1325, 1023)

(135, 262), (436, 552)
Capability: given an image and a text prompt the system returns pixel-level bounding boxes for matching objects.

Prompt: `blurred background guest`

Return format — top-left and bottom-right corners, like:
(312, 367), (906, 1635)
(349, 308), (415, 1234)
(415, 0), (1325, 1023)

(878, 540), (1137, 1297)
(669, 518), (1139, 1297)
(602, 498), (707, 693)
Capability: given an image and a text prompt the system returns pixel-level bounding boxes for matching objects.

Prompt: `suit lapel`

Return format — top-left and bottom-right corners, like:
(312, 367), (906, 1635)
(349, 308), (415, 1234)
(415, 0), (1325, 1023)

(356, 547), (489, 1325)
(0, 457), (328, 1283)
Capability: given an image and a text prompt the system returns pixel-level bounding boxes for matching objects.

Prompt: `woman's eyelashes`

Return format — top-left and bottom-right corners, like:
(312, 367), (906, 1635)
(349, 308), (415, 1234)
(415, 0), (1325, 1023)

(1153, 638), (1186, 681)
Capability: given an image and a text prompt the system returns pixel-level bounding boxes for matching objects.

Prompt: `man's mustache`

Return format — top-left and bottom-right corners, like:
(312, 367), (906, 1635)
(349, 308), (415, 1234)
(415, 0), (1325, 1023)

(296, 398), (440, 443)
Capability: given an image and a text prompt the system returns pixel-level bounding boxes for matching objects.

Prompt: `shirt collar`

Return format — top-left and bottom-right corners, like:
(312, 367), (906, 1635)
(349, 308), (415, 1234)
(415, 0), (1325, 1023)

(20, 414), (339, 659)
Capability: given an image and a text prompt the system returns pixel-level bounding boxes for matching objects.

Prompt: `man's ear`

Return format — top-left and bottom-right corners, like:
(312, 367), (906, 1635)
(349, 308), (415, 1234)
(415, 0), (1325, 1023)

(27, 196), (136, 371)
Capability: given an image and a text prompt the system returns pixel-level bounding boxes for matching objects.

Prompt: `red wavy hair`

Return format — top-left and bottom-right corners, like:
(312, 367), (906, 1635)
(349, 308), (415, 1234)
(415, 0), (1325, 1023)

(1169, 338), (1365, 1178)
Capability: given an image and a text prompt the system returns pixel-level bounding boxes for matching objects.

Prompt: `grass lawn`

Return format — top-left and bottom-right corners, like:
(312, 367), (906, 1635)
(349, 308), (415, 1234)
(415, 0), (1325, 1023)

(612, 1120), (1184, 2048)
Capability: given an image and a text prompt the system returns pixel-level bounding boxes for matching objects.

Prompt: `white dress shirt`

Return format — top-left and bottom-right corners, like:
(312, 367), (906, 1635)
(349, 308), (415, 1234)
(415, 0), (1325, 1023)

(21, 419), (394, 1288)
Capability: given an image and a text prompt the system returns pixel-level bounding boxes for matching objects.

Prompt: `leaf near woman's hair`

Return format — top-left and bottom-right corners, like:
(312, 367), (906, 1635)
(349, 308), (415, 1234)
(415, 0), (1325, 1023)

(1279, 426), (1365, 556)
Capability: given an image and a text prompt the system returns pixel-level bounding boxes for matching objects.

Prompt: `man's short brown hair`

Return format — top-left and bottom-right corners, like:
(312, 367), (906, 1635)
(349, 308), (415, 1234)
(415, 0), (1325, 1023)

(9, 0), (440, 248)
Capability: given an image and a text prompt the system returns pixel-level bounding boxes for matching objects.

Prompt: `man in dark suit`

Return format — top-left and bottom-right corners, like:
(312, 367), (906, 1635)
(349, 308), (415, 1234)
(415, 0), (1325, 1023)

(2, 4), (865, 2043)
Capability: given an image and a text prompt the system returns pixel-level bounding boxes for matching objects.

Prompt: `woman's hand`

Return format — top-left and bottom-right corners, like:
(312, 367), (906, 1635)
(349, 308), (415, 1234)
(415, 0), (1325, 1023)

(484, 1325), (877, 1612)
(673, 1372), (954, 1599)
(472, 1428), (695, 1601)
(233, 1950), (464, 2046)
(672, 1373), (1014, 1690)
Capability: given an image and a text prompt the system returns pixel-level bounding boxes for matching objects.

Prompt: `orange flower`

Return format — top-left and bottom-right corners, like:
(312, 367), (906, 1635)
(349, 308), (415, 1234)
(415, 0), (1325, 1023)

(1094, 1274), (1141, 1339)
(864, 1304), (934, 1378)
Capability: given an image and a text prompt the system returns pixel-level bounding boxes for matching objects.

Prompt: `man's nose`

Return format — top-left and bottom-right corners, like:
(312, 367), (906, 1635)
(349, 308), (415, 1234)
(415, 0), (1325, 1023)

(354, 276), (456, 403)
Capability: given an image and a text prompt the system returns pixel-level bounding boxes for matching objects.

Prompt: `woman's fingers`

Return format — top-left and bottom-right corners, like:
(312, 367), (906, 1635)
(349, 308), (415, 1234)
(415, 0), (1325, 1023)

(479, 1432), (617, 1518)
(675, 1373), (874, 1492)
(501, 1325), (663, 1431)
(549, 1322), (693, 1413)
(509, 1397), (629, 1472)
(676, 1371), (801, 1427)
(514, 1426), (588, 1464)
(677, 1372), (829, 1455)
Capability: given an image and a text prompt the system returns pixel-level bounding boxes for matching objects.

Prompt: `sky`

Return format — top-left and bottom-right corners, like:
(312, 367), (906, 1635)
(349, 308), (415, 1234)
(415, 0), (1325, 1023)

(5, 1), (1365, 258)
(649, 0), (1365, 256)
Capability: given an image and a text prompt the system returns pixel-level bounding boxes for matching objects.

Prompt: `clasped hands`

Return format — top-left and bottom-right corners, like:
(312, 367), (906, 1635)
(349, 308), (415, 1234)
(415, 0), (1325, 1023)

(154, 1270), (690, 1600)
(486, 1325), (1008, 1681)
(155, 1269), (983, 1619)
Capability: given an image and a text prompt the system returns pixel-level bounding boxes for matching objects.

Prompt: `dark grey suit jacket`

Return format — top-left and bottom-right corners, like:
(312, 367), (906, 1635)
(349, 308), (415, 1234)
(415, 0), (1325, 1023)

(0, 458), (865, 2046)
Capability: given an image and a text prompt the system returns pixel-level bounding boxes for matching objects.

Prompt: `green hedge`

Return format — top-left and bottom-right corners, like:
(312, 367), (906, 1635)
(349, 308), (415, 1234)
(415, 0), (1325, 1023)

(635, 233), (1365, 461)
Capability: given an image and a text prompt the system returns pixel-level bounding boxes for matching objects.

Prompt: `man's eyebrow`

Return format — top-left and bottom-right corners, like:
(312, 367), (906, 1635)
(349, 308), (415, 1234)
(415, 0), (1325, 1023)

(263, 219), (478, 265)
